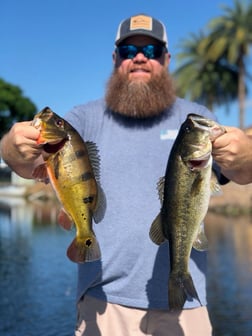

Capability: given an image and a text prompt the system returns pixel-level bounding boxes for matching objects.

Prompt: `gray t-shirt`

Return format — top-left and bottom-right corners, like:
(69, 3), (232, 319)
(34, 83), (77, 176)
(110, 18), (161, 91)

(65, 97), (216, 309)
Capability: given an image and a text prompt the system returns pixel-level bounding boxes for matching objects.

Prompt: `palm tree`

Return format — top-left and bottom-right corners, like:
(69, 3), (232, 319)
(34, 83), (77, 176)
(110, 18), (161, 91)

(174, 31), (239, 111)
(201, 0), (252, 128)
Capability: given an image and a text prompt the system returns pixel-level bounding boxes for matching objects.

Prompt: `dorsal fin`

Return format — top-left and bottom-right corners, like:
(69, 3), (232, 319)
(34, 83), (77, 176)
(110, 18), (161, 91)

(86, 141), (101, 182)
(85, 141), (106, 223)
(157, 176), (165, 203)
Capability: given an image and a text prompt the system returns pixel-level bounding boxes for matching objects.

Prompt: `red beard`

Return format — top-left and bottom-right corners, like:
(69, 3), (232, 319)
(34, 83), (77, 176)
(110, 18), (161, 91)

(105, 68), (176, 118)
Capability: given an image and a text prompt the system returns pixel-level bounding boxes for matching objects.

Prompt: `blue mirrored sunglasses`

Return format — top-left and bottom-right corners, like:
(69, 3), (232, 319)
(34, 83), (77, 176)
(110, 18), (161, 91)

(116, 44), (166, 60)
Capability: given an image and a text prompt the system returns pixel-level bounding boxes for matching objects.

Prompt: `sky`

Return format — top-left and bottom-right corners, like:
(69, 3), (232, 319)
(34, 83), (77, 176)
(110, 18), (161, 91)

(1, 0), (251, 127)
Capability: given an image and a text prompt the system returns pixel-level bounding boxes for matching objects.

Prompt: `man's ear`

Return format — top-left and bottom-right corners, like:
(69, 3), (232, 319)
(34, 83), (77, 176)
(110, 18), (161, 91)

(164, 52), (171, 68)
(113, 51), (121, 67)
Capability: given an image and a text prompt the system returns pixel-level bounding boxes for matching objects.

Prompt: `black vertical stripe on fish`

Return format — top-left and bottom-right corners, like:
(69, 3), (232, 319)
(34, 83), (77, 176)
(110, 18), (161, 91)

(75, 149), (87, 158)
(80, 172), (94, 181)
(83, 196), (95, 204)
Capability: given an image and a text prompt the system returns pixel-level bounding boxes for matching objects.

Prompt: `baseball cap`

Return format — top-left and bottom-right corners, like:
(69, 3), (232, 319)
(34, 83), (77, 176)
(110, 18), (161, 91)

(115, 14), (168, 48)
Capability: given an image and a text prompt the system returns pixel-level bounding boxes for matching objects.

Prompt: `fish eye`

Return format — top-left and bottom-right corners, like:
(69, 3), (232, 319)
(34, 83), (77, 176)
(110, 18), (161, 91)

(55, 118), (64, 128)
(184, 125), (192, 133)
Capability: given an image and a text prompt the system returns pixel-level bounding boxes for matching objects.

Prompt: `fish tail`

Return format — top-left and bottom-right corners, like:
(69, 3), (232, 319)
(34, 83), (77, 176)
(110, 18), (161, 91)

(168, 273), (202, 311)
(66, 233), (101, 263)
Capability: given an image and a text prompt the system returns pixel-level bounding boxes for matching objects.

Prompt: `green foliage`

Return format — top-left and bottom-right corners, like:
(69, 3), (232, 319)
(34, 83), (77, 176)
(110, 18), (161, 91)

(206, 0), (252, 63)
(0, 78), (37, 138)
(174, 32), (239, 111)
(173, 0), (252, 128)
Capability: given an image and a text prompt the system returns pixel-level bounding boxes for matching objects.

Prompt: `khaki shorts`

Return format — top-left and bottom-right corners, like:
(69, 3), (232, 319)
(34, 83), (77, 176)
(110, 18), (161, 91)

(75, 295), (212, 336)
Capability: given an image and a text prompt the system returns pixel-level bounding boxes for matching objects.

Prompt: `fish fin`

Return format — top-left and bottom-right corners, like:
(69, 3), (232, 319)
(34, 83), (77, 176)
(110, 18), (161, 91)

(86, 141), (101, 181)
(32, 164), (50, 184)
(149, 213), (165, 245)
(85, 141), (106, 223)
(210, 171), (222, 196)
(93, 184), (107, 224)
(67, 232), (101, 263)
(168, 272), (202, 311)
(193, 222), (208, 251)
(58, 207), (74, 231)
(157, 176), (165, 203)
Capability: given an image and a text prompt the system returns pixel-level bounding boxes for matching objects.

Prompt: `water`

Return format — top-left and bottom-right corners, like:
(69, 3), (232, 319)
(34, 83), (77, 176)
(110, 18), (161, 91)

(0, 199), (252, 335)
(0, 199), (77, 336)
(205, 213), (252, 336)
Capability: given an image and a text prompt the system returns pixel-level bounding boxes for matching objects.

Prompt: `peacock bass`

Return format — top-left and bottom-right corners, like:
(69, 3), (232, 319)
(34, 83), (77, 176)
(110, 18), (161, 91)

(32, 107), (105, 263)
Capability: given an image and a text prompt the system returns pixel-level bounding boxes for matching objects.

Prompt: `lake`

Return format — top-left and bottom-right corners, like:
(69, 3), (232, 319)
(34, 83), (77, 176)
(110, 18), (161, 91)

(0, 198), (252, 335)
(206, 212), (252, 336)
(0, 198), (76, 336)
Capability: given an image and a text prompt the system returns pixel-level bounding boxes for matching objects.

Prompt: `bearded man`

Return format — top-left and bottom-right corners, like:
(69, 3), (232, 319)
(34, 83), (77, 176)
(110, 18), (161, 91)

(2, 14), (252, 336)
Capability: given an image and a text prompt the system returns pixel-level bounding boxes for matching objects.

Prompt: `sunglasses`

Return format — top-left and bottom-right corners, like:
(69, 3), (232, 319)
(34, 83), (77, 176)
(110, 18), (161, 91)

(116, 44), (166, 60)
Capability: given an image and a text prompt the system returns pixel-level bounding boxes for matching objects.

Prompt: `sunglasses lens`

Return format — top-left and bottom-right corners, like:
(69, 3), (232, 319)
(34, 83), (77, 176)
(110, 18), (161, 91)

(143, 45), (164, 59)
(117, 45), (138, 59)
(117, 45), (165, 59)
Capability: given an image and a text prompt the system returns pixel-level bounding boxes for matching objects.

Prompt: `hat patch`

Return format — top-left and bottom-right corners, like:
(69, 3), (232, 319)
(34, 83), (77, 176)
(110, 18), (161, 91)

(130, 15), (152, 31)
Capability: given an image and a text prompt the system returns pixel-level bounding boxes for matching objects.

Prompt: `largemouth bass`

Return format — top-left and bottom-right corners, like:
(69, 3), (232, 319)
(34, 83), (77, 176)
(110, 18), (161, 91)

(150, 113), (226, 310)
(32, 107), (105, 263)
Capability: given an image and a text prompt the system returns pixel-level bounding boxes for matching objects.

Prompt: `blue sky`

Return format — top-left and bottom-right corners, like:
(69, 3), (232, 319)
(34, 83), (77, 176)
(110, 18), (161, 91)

(1, 0), (251, 127)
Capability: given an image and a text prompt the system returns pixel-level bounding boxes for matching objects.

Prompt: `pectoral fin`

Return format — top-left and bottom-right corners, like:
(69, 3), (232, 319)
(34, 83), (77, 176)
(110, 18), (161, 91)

(32, 164), (50, 184)
(193, 222), (208, 251)
(210, 171), (222, 196)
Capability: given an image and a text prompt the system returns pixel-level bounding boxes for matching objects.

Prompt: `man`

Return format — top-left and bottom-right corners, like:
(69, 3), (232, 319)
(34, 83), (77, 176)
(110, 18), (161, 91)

(1, 14), (252, 335)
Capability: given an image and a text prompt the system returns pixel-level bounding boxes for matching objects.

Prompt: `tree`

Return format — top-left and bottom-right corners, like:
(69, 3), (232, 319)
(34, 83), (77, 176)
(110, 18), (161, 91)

(174, 31), (239, 111)
(0, 78), (37, 138)
(201, 0), (252, 128)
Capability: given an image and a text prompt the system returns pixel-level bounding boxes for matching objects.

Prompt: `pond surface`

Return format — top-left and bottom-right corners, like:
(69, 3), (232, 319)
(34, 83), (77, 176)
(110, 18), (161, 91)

(0, 198), (76, 336)
(0, 198), (252, 335)
(205, 212), (252, 336)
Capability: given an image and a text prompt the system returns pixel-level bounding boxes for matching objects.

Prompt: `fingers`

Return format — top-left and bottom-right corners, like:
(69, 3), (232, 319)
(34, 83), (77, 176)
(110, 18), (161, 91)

(12, 121), (41, 144)
(9, 121), (43, 159)
(212, 126), (241, 151)
(212, 127), (250, 170)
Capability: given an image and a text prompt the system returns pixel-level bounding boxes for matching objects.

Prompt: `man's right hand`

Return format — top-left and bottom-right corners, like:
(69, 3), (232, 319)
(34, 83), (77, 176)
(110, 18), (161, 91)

(0, 121), (44, 178)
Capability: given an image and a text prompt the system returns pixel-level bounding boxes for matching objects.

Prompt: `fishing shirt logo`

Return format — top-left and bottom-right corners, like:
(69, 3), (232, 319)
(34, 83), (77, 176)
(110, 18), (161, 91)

(160, 129), (178, 141)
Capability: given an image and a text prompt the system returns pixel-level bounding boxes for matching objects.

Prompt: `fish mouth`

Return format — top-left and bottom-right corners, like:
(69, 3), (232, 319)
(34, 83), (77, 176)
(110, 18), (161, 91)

(188, 114), (226, 140)
(42, 138), (68, 154)
(36, 128), (68, 148)
(188, 114), (214, 127)
(188, 152), (211, 171)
